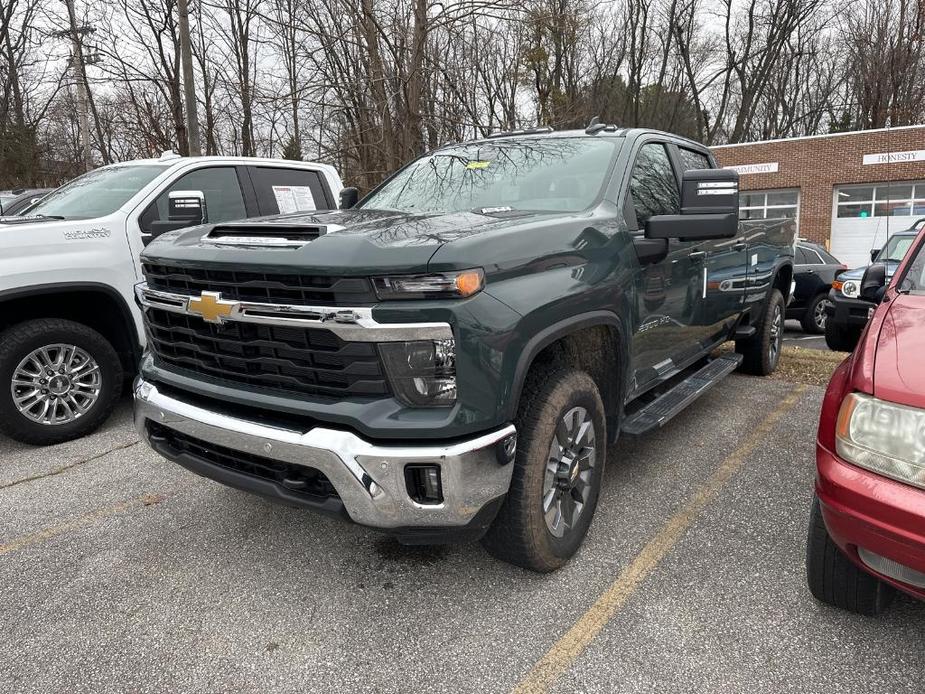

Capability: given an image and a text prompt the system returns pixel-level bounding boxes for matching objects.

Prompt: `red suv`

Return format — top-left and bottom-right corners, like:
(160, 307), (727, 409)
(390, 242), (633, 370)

(807, 227), (925, 615)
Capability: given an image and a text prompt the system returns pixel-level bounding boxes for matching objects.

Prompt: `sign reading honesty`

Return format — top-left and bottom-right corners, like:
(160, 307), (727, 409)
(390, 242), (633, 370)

(863, 150), (925, 165)
(726, 162), (779, 175)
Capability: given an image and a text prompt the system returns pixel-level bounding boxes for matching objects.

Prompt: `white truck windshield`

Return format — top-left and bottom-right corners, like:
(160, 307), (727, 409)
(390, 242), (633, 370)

(26, 164), (169, 220)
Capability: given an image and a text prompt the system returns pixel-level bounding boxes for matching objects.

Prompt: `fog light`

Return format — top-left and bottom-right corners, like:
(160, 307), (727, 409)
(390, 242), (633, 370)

(405, 464), (443, 505)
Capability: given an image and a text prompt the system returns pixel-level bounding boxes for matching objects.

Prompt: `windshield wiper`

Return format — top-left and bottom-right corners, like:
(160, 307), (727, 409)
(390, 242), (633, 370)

(0, 214), (66, 223)
(472, 206), (549, 217)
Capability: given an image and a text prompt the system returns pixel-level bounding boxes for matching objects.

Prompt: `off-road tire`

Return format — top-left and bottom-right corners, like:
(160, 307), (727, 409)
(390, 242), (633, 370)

(801, 293), (829, 334)
(824, 319), (862, 353)
(0, 319), (122, 446)
(806, 496), (893, 616)
(736, 288), (785, 376)
(481, 367), (606, 572)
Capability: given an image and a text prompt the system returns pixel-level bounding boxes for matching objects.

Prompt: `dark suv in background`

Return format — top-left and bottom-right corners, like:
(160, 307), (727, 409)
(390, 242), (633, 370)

(787, 241), (845, 333)
(825, 221), (924, 351)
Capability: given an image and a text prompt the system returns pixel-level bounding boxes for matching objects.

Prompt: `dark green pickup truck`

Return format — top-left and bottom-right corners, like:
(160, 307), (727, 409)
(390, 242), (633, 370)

(134, 126), (795, 571)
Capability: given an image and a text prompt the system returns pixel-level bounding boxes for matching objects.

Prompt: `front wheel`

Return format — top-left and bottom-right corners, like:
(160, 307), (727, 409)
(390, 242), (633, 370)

(801, 293), (831, 334)
(0, 319), (123, 446)
(481, 367), (606, 572)
(736, 288), (785, 375)
(806, 496), (893, 615)
(824, 318), (862, 353)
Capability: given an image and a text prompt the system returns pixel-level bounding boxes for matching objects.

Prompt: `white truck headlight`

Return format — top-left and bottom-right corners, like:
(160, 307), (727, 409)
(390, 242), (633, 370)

(841, 279), (860, 298)
(836, 393), (925, 489)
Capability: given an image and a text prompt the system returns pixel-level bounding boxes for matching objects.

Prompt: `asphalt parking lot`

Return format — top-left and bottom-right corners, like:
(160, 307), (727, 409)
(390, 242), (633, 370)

(2, 375), (923, 693)
(783, 321), (828, 350)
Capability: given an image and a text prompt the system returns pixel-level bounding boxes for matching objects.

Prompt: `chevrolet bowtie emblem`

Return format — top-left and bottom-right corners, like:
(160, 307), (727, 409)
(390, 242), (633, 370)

(187, 291), (236, 324)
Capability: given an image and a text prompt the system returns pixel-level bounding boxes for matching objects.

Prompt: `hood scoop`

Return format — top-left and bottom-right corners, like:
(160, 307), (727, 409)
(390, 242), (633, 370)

(203, 222), (342, 248)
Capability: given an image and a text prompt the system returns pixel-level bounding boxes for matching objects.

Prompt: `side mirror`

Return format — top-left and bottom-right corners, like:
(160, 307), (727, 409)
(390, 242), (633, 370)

(870, 248), (880, 263)
(860, 262), (887, 302)
(339, 186), (359, 210)
(147, 190), (208, 242)
(168, 190), (207, 225)
(645, 168), (739, 241)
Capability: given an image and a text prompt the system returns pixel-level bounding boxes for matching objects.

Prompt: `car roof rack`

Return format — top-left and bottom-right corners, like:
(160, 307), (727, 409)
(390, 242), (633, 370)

(486, 126), (554, 139)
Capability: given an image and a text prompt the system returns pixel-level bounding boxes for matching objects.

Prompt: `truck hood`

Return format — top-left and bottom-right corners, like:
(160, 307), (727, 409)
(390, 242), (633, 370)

(838, 260), (900, 282)
(872, 293), (925, 409)
(143, 207), (568, 275)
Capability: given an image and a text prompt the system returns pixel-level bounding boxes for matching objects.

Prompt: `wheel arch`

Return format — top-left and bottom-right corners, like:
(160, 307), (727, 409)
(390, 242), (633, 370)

(774, 261), (794, 304)
(0, 283), (142, 375)
(507, 311), (629, 439)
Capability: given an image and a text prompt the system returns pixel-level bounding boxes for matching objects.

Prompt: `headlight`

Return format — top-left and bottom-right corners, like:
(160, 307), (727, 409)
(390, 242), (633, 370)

(836, 393), (925, 489)
(379, 338), (456, 407)
(373, 269), (484, 300)
(841, 279), (860, 298)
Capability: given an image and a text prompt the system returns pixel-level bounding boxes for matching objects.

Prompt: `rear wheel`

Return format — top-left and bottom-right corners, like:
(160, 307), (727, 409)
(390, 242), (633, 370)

(824, 319), (862, 352)
(806, 496), (893, 616)
(736, 289), (785, 375)
(482, 367), (606, 572)
(801, 293), (831, 334)
(0, 319), (122, 446)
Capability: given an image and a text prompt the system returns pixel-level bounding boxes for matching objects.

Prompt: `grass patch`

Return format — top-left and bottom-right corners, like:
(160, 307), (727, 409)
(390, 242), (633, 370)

(771, 346), (847, 387)
(718, 343), (848, 387)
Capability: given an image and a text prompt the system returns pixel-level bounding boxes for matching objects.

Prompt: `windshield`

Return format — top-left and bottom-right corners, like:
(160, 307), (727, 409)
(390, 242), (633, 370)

(363, 137), (618, 215)
(26, 164), (168, 220)
(899, 237), (925, 294)
(877, 235), (916, 262)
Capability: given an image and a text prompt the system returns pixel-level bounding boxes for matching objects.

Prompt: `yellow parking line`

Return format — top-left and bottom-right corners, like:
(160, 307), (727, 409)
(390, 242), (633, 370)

(513, 384), (807, 694)
(0, 492), (166, 557)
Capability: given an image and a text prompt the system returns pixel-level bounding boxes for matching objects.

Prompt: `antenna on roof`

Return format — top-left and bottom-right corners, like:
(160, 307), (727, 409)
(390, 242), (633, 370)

(585, 116), (607, 135)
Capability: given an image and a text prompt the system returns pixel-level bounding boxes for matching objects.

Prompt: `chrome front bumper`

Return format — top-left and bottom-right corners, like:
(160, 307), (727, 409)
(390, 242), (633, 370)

(134, 378), (516, 529)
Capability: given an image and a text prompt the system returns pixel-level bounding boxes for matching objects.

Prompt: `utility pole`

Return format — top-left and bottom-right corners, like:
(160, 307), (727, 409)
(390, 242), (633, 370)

(177, 0), (201, 156)
(56, 0), (100, 172)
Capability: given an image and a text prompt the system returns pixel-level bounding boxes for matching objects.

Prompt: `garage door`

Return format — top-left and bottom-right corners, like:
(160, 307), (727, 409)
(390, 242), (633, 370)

(831, 182), (925, 267)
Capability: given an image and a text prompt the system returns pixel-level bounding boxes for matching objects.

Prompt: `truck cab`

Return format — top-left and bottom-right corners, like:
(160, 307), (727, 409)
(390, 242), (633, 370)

(0, 153), (342, 445)
(132, 127), (795, 571)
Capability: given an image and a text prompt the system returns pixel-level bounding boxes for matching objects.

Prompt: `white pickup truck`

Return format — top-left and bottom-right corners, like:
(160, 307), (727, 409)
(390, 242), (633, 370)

(0, 153), (343, 445)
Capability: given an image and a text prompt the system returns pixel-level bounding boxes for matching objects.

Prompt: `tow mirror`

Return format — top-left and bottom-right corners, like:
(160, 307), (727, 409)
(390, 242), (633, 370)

(147, 190), (208, 243)
(645, 168), (739, 242)
(339, 186), (359, 210)
(860, 262), (887, 302)
(167, 190), (207, 225)
(870, 248), (880, 263)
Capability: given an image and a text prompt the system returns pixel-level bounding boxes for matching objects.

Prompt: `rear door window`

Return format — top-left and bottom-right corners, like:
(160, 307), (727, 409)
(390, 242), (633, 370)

(802, 247), (824, 264)
(139, 166), (246, 232)
(248, 167), (331, 216)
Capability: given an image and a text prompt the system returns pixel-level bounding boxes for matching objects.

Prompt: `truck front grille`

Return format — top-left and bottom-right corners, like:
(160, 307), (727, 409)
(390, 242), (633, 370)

(147, 421), (339, 500)
(142, 262), (377, 306)
(144, 307), (390, 398)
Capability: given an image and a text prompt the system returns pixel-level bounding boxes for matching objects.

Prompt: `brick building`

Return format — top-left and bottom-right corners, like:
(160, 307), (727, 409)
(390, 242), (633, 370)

(712, 125), (925, 266)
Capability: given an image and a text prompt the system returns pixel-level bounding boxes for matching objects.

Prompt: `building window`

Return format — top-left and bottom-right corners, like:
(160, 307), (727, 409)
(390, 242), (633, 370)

(836, 182), (925, 218)
(739, 189), (799, 222)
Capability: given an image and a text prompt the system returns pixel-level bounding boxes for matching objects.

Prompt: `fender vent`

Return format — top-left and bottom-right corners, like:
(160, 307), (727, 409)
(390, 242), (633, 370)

(204, 224), (325, 247)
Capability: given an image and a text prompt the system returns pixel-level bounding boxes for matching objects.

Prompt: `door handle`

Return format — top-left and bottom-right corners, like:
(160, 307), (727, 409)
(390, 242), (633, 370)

(733, 242), (746, 251)
(689, 251), (706, 260)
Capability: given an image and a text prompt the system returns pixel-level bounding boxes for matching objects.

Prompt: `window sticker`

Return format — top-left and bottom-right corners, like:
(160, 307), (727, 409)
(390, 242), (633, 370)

(272, 185), (316, 214)
(465, 161), (491, 170)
